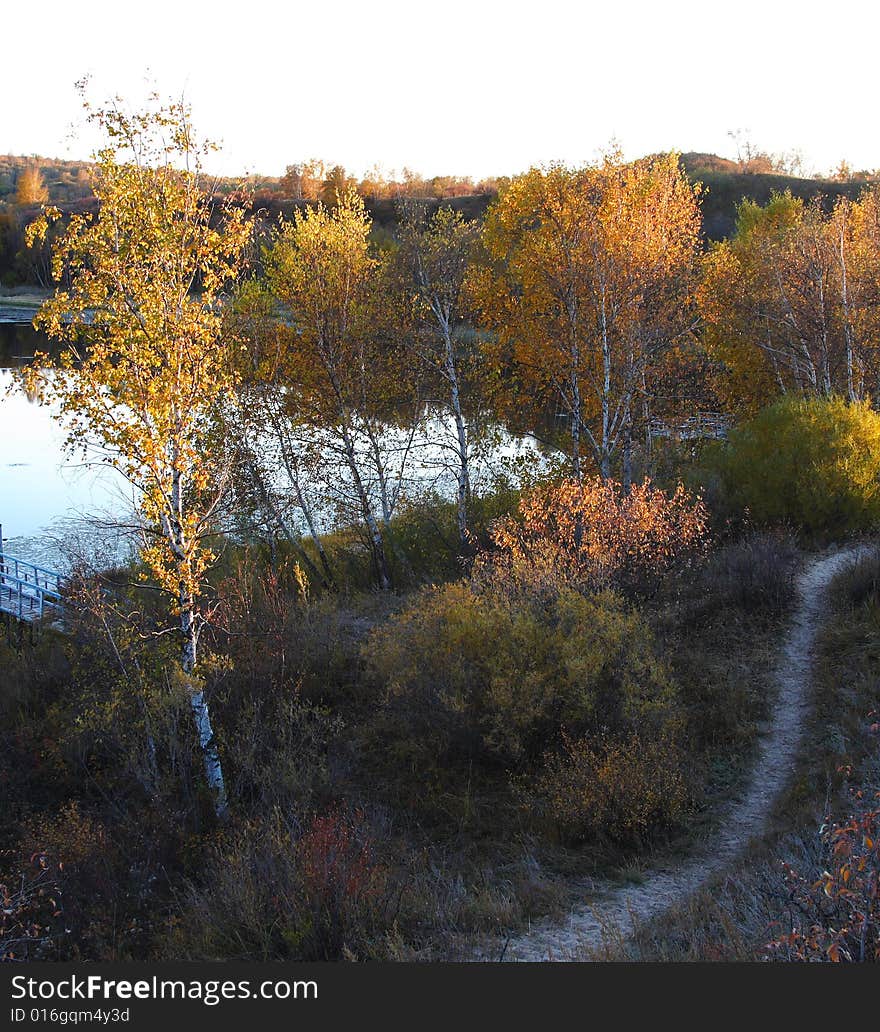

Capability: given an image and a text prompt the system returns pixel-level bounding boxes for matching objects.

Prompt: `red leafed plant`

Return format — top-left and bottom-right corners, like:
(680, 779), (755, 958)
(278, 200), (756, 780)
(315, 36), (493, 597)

(292, 806), (387, 958)
(766, 798), (880, 962)
(296, 807), (379, 903)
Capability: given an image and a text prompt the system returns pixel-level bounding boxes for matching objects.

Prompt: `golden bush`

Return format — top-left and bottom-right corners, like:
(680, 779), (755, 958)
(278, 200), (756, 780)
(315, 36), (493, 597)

(364, 581), (676, 767)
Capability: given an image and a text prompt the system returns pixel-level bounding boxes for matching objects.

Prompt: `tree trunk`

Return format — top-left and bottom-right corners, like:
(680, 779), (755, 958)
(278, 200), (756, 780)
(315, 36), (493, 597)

(622, 399), (633, 495)
(570, 376), (583, 481)
(839, 224), (857, 402)
(340, 422), (392, 590)
(443, 326), (471, 553)
(327, 365), (392, 590)
(289, 474), (335, 588)
(599, 284), (611, 481)
(181, 604), (228, 820)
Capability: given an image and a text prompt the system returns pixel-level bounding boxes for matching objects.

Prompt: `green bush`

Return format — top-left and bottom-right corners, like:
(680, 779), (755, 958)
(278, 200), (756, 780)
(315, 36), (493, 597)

(708, 396), (880, 535)
(363, 581), (676, 768)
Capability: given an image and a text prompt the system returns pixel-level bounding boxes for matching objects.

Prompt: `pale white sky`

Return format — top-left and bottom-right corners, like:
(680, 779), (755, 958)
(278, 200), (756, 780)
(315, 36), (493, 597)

(5, 0), (879, 179)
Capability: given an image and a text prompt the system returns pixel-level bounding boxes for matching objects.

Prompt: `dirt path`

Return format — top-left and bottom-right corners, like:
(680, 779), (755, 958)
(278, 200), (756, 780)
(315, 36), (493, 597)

(479, 545), (867, 962)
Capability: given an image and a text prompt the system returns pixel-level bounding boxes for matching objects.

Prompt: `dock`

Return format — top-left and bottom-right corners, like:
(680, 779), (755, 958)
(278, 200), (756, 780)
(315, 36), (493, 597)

(0, 527), (64, 623)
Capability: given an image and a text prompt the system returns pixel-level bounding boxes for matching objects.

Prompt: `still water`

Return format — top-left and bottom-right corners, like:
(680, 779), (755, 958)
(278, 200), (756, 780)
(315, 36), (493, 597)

(0, 320), (134, 566)
(0, 319), (542, 569)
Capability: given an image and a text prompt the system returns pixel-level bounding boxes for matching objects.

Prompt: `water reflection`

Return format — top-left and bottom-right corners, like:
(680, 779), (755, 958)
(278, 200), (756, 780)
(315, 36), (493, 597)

(0, 319), (43, 369)
(0, 319), (131, 564)
(0, 318), (545, 568)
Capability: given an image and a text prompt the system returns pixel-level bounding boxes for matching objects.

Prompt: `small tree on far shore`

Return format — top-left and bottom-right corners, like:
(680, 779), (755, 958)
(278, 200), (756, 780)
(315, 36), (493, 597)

(15, 163), (49, 206)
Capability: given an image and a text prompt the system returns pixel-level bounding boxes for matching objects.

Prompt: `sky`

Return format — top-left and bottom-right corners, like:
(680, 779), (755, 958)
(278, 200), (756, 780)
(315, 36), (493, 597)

(4, 0), (879, 180)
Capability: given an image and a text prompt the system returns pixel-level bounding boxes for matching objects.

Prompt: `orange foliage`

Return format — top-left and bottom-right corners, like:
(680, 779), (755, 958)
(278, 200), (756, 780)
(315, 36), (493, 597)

(480, 477), (709, 598)
(767, 798), (880, 962)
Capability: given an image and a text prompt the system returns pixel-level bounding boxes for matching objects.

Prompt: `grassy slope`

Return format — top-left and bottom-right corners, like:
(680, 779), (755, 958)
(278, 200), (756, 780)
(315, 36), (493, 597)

(679, 153), (870, 241)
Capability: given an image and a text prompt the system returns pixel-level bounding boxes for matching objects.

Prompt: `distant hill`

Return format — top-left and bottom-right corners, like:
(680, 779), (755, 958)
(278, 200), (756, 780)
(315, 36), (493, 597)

(679, 153), (873, 240)
(1, 152), (877, 285)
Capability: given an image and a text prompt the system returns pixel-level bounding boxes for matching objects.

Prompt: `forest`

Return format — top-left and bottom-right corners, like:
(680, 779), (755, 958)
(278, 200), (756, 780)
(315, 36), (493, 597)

(1, 95), (879, 964)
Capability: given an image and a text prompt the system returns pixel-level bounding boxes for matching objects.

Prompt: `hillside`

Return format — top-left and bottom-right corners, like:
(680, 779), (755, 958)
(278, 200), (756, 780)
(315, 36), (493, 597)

(680, 153), (871, 239)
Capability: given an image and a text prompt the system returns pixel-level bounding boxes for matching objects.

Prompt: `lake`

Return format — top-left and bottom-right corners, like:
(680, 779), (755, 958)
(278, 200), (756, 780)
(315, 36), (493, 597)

(0, 318), (542, 570)
(0, 320), (136, 567)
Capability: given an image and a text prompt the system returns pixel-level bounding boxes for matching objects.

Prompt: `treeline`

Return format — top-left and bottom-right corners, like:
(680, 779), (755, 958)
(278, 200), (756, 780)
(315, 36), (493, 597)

(2, 148), (873, 286)
(21, 143), (880, 593)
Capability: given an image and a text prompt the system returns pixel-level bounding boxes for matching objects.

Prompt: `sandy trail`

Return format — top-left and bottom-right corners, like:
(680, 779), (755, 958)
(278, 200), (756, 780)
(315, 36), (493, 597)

(479, 545), (867, 962)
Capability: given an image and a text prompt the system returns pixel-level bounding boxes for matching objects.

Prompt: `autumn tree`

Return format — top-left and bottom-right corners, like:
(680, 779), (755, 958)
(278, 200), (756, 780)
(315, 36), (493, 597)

(280, 159), (326, 201)
(471, 153), (701, 483)
(280, 160), (357, 206)
(840, 186), (880, 398)
(262, 190), (419, 589)
(320, 165), (357, 207)
(395, 202), (482, 550)
(23, 95), (253, 819)
(700, 188), (880, 413)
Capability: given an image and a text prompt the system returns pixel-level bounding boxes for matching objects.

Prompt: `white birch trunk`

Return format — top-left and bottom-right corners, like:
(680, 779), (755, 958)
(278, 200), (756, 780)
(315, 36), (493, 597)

(838, 224), (857, 402)
(182, 605), (229, 821)
(442, 323), (471, 551)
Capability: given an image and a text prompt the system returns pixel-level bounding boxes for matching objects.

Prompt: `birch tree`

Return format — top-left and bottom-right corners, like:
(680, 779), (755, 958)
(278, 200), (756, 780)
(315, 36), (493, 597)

(471, 155), (701, 481)
(700, 190), (880, 413)
(263, 191), (418, 589)
(396, 203), (481, 550)
(23, 94), (252, 820)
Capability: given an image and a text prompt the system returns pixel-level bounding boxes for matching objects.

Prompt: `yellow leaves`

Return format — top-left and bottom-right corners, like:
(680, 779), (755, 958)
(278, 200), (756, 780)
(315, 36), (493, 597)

(702, 186), (880, 409)
(472, 157), (702, 466)
(365, 573), (677, 770)
(19, 96), (253, 611)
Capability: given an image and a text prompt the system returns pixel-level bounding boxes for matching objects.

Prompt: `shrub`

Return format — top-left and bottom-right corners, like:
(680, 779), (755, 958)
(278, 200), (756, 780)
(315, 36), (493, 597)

(828, 550), (880, 611)
(364, 582), (676, 767)
(213, 554), (364, 701)
(696, 532), (799, 619)
(0, 849), (63, 961)
(708, 396), (880, 535)
(766, 799), (880, 962)
(13, 803), (133, 960)
(530, 731), (689, 845)
(480, 477), (709, 599)
(294, 807), (388, 957)
(170, 807), (388, 960)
